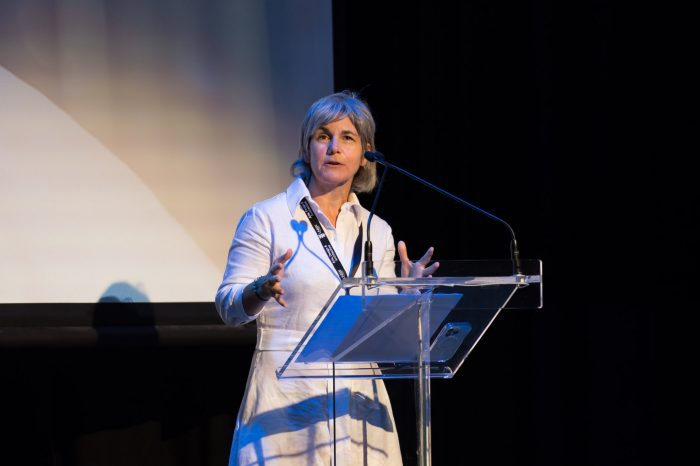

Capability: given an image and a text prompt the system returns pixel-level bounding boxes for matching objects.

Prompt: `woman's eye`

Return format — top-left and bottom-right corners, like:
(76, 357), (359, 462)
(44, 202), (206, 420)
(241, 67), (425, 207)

(317, 133), (329, 141)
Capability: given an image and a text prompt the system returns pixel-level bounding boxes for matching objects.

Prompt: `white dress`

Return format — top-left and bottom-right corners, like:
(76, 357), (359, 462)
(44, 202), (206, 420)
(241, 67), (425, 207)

(216, 178), (403, 466)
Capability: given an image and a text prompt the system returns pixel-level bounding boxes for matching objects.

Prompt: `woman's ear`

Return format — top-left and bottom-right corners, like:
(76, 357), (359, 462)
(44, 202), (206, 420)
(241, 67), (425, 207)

(361, 143), (371, 166)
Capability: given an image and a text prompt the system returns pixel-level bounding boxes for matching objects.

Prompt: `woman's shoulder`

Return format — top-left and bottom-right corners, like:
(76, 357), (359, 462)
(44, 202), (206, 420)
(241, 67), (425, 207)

(234, 189), (288, 231)
(250, 190), (288, 214)
(255, 178), (307, 212)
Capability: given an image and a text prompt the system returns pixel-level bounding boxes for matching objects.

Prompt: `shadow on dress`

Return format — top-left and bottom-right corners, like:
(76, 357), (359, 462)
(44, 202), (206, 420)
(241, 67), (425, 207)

(237, 386), (394, 465)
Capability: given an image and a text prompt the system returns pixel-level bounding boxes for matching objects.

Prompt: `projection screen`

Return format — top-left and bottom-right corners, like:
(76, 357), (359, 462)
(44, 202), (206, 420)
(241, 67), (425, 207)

(0, 0), (333, 303)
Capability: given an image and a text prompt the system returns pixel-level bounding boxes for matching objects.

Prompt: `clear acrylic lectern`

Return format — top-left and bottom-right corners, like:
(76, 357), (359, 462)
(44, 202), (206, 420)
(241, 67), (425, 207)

(276, 259), (543, 466)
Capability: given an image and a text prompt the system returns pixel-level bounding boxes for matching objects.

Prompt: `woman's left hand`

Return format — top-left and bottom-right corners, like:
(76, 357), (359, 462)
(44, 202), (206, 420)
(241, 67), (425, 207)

(397, 240), (440, 278)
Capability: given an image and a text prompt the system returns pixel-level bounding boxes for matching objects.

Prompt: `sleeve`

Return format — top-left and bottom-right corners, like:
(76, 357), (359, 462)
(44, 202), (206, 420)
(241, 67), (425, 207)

(374, 221), (400, 295)
(377, 221), (419, 295)
(377, 224), (397, 279)
(215, 205), (272, 326)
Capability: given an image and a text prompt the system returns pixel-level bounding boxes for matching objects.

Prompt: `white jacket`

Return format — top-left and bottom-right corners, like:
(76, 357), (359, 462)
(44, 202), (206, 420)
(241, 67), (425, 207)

(216, 177), (403, 465)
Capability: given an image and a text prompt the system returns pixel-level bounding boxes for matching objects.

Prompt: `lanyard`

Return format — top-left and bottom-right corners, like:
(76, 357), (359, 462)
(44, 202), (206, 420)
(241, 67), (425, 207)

(299, 197), (363, 281)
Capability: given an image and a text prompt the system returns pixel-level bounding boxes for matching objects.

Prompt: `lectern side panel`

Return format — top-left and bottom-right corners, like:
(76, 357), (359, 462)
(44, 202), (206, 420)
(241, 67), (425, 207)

(435, 284), (519, 374)
(367, 284), (517, 378)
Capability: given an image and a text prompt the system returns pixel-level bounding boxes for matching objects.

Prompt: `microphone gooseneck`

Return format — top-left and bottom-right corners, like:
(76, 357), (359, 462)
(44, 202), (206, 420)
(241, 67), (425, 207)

(363, 150), (525, 283)
(364, 159), (389, 279)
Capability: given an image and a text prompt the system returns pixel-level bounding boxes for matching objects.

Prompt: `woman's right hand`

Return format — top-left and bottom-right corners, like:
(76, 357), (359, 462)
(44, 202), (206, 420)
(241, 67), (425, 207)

(254, 248), (293, 307)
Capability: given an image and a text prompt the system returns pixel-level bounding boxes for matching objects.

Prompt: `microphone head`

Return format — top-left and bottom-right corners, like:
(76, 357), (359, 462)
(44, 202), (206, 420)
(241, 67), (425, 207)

(364, 151), (385, 163)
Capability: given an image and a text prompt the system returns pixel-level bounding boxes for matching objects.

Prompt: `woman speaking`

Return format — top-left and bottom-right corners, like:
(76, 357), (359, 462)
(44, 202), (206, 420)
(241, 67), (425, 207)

(216, 91), (437, 465)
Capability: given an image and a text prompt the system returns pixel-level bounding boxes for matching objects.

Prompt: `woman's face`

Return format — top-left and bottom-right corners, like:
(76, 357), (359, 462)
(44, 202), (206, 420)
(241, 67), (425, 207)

(307, 116), (366, 193)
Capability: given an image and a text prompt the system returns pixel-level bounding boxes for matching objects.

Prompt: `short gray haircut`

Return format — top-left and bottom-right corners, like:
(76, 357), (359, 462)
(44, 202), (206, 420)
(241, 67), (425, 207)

(290, 91), (378, 193)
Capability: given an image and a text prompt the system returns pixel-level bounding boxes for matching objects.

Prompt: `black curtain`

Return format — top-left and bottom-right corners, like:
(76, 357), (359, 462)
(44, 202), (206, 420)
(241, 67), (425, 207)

(333, 1), (689, 465)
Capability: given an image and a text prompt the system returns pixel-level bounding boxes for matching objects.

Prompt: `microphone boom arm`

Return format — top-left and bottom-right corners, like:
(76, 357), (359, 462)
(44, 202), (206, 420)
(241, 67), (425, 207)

(364, 151), (525, 281)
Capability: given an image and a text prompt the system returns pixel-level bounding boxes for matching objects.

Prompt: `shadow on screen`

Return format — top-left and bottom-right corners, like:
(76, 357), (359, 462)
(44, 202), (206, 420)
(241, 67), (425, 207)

(92, 281), (159, 347)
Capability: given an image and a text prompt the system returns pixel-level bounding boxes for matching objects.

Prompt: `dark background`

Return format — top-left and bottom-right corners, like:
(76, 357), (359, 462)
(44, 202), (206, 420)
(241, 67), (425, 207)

(1, 1), (691, 465)
(332, 1), (690, 465)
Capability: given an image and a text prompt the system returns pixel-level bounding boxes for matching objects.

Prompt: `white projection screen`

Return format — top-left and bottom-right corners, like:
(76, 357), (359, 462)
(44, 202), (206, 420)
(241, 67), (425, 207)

(0, 0), (333, 303)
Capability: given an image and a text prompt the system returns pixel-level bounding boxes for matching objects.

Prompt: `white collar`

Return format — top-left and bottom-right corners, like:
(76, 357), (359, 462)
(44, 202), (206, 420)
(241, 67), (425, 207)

(286, 177), (363, 224)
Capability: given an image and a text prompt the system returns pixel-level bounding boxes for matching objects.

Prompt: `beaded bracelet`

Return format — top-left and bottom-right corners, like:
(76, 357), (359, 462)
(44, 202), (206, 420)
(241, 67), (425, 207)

(252, 276), (268, 301)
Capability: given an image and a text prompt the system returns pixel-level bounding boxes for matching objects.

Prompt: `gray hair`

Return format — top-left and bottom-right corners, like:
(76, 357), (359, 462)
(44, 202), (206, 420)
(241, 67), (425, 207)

(290, 91), (378, 193)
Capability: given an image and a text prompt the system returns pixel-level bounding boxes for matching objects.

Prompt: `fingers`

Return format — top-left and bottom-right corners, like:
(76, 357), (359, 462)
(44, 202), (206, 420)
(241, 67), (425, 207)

(260, 275), (287, 307)
(398, 242), (438, 278)
(277, 248), (293, 264)
(424, 261), (440, 276)
(399, 242), (435, 265)
(266, 248), (293, 306)
(270, 274), (287, 307)
(271, 283), (287, 307)
(416, 246), (434, 266)
(270, 262), (284, 276)
(397, 241), (412, 278)
(270, 248), (293, 276)
(397, 241), (410, 264)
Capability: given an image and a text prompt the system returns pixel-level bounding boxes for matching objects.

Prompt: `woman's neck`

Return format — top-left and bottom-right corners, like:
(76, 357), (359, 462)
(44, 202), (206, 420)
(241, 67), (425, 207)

(307, 178), (351, 227)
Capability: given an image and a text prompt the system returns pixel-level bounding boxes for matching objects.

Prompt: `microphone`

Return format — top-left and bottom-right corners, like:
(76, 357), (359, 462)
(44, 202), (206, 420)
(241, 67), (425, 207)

(363, 150), (526, 284)
(364, 155), (389, 279)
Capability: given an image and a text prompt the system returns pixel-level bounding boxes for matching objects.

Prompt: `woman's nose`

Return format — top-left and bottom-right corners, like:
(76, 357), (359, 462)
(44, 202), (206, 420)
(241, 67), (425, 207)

(327, 137), (340, 153)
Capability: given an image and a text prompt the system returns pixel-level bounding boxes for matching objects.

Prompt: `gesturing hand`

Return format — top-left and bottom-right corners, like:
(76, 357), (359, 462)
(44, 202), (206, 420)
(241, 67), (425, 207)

(255, 248), (293, 307)
(397, 241), (440, 278)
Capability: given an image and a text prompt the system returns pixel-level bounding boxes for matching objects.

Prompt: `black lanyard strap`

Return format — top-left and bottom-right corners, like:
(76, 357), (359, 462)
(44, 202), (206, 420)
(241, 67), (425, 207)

(299, 197), (363, 280)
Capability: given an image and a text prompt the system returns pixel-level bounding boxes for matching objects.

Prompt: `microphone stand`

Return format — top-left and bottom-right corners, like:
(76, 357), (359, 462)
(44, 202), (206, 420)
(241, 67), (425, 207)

(364, 151), (525, 285)
(364, 161), (389, 279)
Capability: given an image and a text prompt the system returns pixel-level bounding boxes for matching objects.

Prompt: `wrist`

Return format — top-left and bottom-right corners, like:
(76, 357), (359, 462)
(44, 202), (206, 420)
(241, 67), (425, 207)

(251, 276), (269, 301)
